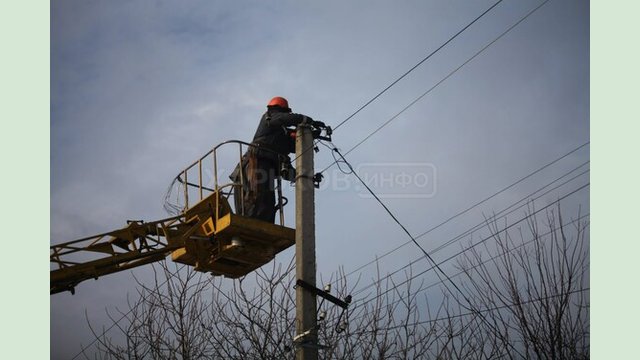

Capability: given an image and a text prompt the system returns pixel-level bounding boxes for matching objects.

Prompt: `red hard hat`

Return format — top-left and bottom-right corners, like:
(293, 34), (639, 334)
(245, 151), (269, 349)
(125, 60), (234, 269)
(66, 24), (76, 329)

(267, 96), (290, 110)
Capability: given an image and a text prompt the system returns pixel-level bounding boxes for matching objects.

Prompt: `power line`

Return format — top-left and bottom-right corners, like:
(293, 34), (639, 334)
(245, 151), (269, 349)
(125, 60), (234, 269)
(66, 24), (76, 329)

(419, 214), (589, 294)
(348, 206), (588, 314)
(321, 0), (552, 174)
(306, 0), (560, 322)
(429, 167), (589, 255)
(289, 0), (506, 165)
(333, 0), (505, 131)
(332, 141), (588, 286)
(324, 183), (589, 354)
(327, 144), (450, 282)
(348, 287), (589, 336)
(322, 131), (583, 359)
(315, 0), (562, 296)
(349, 165), (589, 299)
(325, 143), (531, 357)
(333, 208), (588, 334)
(347, 184), (589, 312)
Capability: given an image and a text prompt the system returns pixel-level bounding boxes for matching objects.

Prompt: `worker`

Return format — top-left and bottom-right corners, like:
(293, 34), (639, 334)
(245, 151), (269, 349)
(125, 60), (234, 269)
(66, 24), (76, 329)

(231, 96), (325, 222)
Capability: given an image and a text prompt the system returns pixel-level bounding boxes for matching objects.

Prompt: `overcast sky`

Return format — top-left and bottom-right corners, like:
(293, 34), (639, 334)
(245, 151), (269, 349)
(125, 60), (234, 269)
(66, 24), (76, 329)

(51, 1), (589, 358)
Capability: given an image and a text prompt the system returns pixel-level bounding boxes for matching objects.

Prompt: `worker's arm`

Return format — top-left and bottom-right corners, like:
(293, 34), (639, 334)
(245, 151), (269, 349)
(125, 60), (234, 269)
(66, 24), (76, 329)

(269, 112), (321, 128)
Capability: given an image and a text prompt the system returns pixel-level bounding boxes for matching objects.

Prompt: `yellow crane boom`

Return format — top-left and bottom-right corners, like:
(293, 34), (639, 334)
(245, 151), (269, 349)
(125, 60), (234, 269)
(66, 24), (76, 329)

(51, 140), (296, 295)
(50, 216), (184, 294)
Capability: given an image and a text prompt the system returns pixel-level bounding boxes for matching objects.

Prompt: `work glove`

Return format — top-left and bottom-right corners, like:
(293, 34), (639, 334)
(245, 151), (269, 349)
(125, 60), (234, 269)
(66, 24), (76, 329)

(312, 120), (326, 128)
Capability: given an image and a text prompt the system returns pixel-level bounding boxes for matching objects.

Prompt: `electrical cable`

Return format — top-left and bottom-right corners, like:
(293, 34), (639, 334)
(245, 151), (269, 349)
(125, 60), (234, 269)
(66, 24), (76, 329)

(340, 197), (588, 328)
(325, 143), (527, 357)
(419, 214), (589, 294)
(328, 145), (435, 277)
(322, 136), (579, 358)
(348, 205), (588, 313)
(323, 143), (589, 304)
(331, 140), (588, 286)
(288, 0), (507, 166)
(349, 164), (589, 298)
(320, 0), (552, 174)
(312, 0), (564, 301)
(333, 0), (505, 131)
(348, 287), (589, 336)
(349, 201), (587, 319)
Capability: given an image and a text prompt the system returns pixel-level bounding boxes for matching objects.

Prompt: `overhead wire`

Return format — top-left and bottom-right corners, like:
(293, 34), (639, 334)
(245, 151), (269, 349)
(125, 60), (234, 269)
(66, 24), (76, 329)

(320, 144), (584, 358)
(349, 163), (589, 299)
(348, 194), (588, 311)
(332, 0), (505, 131)
(322, 147), (589, 327)
(320, 0), (552, 174)
(317, 0), (578, 321)
(289, 0), (507, 165)
(347, 287), (590, 336)
(255, 0), (557, 352)
(419, 214), (589, 294)
(328, 144), (436, 276)
(429, 166), (589, 254)
(328, 211), (589, 337)
(313, 0), (561, 294)
(330, 140), (588, 287)
(309, 2), (557, 327)
(324, 142), (457, 295)
(315, 0), (565, 313)
(325, 144), (531, 357)
(344, 190), (588, 330)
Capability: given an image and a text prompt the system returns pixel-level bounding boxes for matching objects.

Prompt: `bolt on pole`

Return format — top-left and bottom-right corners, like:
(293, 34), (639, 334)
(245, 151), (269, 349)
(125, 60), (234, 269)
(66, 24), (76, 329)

(295, 124), (318, 360)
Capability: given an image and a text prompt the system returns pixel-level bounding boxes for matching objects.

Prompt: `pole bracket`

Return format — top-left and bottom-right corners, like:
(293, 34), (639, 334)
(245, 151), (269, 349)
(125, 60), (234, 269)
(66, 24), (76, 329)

(295, 279), (351, 309)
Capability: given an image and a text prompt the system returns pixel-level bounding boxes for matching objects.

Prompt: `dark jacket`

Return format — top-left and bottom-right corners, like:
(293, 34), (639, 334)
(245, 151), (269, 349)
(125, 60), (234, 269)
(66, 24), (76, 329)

(251, 108), (313, 159)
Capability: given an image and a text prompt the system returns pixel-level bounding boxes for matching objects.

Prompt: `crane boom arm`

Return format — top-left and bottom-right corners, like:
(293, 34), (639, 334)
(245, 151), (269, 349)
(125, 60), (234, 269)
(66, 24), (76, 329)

(51, 140), (301, 295)
(50, 215), (192, 294)
(51, 178), (296, 295)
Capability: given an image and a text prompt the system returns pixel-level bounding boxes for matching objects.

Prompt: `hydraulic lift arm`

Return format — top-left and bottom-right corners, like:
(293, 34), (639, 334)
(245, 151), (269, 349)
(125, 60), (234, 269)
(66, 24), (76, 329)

(50, 215), (191, 294)
(51, 190), (296, 295)
(51, 140), (304, 295)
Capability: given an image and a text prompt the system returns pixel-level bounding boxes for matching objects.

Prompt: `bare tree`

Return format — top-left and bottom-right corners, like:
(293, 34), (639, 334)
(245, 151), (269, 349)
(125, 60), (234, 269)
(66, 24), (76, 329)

(319, 264), (443, 360)
(454, 203), (590, 359)
(86, 263), (212, 359)
(87, 202), (589, 359)
(201, 257), (296, 359)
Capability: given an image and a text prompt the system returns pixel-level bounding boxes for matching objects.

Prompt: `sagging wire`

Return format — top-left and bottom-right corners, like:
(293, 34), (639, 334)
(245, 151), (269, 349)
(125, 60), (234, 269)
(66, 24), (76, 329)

(317, 139), (528, 358)
(318, 140), (352, 175)
(318, 138), (439, 278)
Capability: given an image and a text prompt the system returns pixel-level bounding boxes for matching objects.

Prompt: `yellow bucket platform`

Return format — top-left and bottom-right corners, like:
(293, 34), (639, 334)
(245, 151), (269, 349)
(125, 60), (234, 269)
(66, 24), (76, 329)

(171, 191), (295, 278)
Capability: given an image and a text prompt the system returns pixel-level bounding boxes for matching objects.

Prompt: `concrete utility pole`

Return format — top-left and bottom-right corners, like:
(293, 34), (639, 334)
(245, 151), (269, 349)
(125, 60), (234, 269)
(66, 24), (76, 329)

(294, 124), (318, 360)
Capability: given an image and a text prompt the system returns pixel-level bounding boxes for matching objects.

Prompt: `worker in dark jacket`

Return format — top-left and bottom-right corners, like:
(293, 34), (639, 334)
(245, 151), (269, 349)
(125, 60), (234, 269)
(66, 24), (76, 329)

(232, 96), (324, 222)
